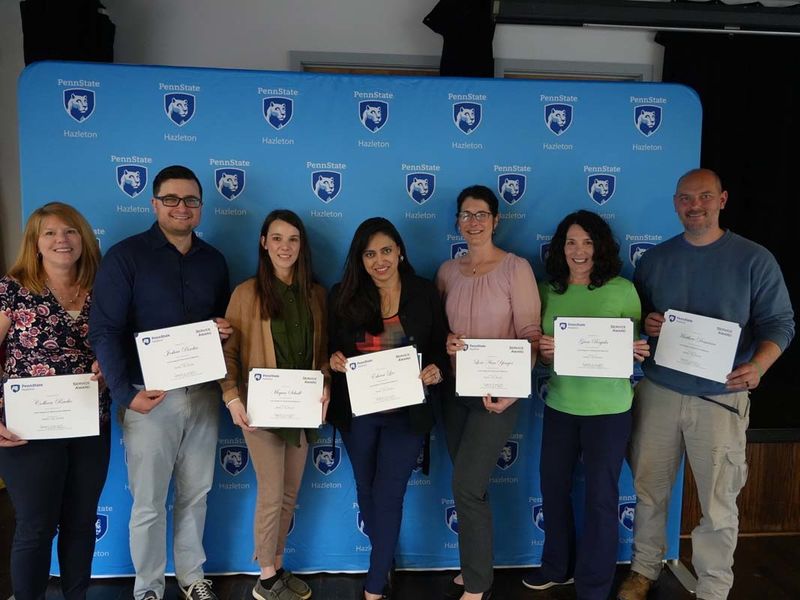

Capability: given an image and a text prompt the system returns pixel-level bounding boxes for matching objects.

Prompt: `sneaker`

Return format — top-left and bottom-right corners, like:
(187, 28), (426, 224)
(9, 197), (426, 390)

(617, 571), (654, 600)
(180, 579), (218, 600)
(279, 570), (311, 599)
(521, 568), (574, 590)
(253, 577), (301, 600)
(140, 591), (159, 600)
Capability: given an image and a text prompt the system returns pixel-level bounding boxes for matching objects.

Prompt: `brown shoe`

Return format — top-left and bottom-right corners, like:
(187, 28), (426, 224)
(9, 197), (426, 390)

(617, 571), (654, 600)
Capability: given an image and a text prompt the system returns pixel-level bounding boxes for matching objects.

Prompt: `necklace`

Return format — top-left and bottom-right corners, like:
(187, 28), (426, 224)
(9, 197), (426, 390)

(46, 279), (83, 308)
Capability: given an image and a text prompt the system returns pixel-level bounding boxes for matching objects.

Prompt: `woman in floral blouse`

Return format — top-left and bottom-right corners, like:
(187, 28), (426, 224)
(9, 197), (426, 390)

(0, 202), (110, 600)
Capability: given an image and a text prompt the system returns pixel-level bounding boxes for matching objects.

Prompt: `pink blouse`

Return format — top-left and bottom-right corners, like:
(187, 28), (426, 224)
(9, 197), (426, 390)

(436, 252), (541, 341)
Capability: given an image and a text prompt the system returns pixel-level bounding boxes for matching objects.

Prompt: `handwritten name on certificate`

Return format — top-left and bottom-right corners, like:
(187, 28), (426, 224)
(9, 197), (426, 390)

(247, 369), (323, 428)
(345, 345), (425, 417)
(135, 320), (226, 391)
(455, 339), (532, 398)
(554, 318), (634, 378)
(655, 309), (741, 383)
(3, 374), (99, 439)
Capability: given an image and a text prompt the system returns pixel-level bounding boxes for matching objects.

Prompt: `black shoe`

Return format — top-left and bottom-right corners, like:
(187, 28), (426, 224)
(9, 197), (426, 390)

(442, 577), (464, 599)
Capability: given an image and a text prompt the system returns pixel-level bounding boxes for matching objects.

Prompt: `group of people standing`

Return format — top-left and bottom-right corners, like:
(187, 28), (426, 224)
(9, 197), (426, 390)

(0, 165), (793, 600)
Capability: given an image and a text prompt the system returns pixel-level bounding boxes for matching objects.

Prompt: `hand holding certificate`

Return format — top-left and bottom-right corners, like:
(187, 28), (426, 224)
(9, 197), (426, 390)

(3, 374), (99, 439)
(455, 339), (532, 398)
(247, 369), (324, 428)
(345, 345), (425, 416)
(655, 309), (741, 383)
(135, 320), (227, 391)
(553, 317), (634, 378)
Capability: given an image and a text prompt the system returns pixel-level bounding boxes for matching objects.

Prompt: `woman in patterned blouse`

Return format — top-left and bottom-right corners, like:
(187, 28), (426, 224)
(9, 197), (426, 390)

(0, 202), (110, 600)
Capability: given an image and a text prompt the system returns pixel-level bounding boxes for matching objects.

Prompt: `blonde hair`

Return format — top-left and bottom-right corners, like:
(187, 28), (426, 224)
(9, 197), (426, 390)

(7, 202), (100, 295)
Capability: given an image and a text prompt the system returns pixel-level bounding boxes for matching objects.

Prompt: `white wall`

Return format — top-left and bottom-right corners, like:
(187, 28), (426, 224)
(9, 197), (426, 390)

(0, 0), (663, 270)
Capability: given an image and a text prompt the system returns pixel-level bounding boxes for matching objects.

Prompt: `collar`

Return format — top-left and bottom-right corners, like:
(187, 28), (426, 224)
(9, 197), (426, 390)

(144, 221), (202, 255)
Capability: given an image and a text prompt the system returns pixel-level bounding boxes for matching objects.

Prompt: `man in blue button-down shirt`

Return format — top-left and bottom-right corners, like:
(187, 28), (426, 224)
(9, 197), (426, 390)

(90, 165), (231, 600)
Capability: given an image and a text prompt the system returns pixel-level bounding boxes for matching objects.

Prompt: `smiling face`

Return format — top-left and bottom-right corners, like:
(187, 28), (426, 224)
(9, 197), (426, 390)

(564, 223), (594, 285)
(457, 197), (499, 248)
(362, 232), (401, 287)
(37, 215), (83, 275)
(151, 178), (202, 240)
(673, 170), (727, 244)
(262, 218), (301, 283)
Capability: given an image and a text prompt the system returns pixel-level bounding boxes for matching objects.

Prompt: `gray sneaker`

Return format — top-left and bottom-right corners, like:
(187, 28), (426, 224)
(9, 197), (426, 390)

(280, 571), (311, 599)
(180, 579), (218, 600)
(252, 576), (303, 600)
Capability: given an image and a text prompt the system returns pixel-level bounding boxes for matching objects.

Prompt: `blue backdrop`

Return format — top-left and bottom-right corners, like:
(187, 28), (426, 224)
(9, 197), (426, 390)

(17, 61), (697, 575)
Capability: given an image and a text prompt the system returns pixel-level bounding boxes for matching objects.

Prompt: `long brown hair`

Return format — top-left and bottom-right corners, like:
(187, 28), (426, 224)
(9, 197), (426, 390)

(256, 210), (314, 318)
(7, 202), (100, 294)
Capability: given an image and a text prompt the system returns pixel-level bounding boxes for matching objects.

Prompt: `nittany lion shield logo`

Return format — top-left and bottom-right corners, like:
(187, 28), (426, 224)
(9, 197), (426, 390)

(544, 103), (573, 136)
(10, 384), (20, 393)
(264, 97), (293, 130)
(219, 445), (249, 476)
(215, 168), (245, 201)
(559, 322), (568, 331)
(95, 514), (109, 541)
(312, 445), (341, 475)
(311, 171), (342, 203)
(406, 173), (435, 204)
(535, 375), (550, 403)
(540, 243), (551, 264)
(63, 89), (95, 123)
(629, 242), (655, 268)
(634, 105), (662, 137)
(164, 93), (195, 126)
(141, 337), (151, 346)
(532, 504), (545, 532)
(359, 100), (388, 133)
(619, 502), (636, 531)
(451, 243), (469, 259)
(453, 102), (482, 135)
(445, 506), (459, 534)
(587, 174), (616, 206)
(496, 440), (519, 470)
(116, 165), (147, 199)
(356, 511), (368, 537)
(498, 174), (526, 205)
(669, 314), (676, 322)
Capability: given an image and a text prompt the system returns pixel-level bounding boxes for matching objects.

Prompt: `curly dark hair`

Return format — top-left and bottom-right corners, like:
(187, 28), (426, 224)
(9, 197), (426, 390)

(545, 210), (621, 294)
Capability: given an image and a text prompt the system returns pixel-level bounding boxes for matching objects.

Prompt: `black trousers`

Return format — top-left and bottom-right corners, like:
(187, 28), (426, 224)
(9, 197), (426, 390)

(0, 427), (110, 600)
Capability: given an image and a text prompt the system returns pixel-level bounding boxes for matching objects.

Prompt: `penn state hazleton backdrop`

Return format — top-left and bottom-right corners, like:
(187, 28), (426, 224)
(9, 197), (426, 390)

(17, 61), (697, 575)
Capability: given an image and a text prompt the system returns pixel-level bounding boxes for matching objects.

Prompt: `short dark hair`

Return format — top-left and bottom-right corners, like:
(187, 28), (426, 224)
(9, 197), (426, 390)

(334, 217), (414, 334)
(546, 210), (621, 293)
(456, 185), (499, 216)
(256, 209), (314, 319)
(152, 165), (203, 197)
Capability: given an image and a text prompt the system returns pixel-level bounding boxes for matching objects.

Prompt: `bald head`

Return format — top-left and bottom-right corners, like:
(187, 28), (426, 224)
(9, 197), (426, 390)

(676, 168), (723, 195)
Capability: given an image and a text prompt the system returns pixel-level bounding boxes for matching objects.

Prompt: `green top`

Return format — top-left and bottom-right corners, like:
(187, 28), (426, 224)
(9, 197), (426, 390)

(270, 279), (316, 445)
(540, 276), (641, 416)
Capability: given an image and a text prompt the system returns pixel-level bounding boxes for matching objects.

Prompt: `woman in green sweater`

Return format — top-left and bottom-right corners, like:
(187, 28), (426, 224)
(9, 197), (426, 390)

(522, 210), (649, 600)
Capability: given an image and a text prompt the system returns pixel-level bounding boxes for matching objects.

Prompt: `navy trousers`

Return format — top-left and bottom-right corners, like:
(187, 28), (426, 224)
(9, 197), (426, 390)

(539, 405), (631, 600)
(341, 411), (423, 595)
(0, 428), (111, 600)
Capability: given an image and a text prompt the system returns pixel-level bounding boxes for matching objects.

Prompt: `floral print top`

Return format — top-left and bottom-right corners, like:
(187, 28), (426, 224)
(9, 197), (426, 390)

(0, 275), (110, 426)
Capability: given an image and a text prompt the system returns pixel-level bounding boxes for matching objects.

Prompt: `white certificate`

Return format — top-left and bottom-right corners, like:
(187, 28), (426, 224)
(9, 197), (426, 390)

(554, 317), (634, 378)
(3, 373), (99, 439)
(345, 345), (425, 416)
(135, 320), (226, 391)
(655, 309), (741, 383)
(246, 369), (324, 428)
(455, 339), (532, 398)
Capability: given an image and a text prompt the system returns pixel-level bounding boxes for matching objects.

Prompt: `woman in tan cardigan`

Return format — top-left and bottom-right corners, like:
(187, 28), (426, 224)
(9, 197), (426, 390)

(220, 209), (329, 600)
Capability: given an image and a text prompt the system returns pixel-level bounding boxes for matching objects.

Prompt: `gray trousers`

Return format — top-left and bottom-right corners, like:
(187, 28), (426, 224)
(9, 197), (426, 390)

(443, 395), (521, 594)
(629, 378), (749, 600)
(122, 383), (220, 600)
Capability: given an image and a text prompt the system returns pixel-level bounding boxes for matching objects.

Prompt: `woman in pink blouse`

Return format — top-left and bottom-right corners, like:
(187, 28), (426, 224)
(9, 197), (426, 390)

(436, 185), (541, 600)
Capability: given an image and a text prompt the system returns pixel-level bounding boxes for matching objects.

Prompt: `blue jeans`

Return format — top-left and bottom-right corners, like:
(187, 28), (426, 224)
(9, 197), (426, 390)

(540, 405), (631, 600)
(341, 411), (424, 595)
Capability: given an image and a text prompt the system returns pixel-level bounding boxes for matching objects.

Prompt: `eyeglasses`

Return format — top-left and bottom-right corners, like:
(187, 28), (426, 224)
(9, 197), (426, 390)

(458, 210), (492, 223)
(155, 194), (203, 208)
